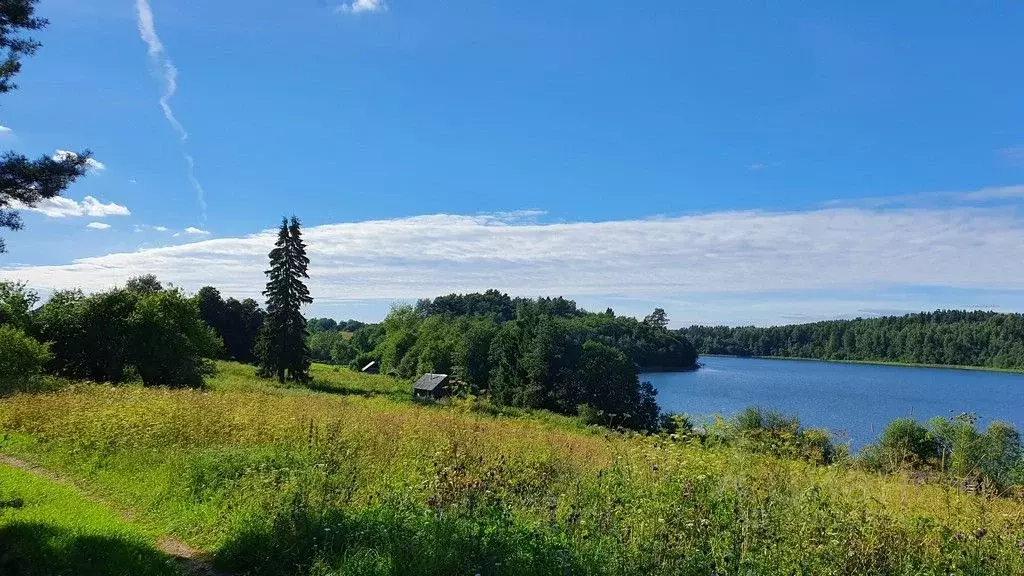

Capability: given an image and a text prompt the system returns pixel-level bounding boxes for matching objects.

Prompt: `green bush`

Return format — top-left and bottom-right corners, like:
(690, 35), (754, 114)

(35, 282), (222, 388)
(731, 407), (837, 464)
(863, 418), (937, 472)
(799, 428), (836, 465)
(736, 406), (798, 433)
(576, 403), (602, 426)
(928, 414), (1024, 491)
(658, 412), (695, 437)
(0, 325), (52, 395)
(129, 289), (223, 388)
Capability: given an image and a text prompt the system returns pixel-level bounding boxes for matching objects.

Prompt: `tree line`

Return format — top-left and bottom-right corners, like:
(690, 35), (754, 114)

(1, 211), (697, 431)
(680, 310), (1024, 369)
(0, 218), (314, 391)
(340, 292), (698, 430)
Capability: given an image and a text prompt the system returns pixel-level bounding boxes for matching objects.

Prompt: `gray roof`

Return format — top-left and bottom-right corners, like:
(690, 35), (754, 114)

(412, 373), (450, 391)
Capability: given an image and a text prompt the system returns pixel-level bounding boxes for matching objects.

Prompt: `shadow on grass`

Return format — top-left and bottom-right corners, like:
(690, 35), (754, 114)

(214, 502), (577, 576)
(0, 522), (180, 576)
(305, 380), (410, 403)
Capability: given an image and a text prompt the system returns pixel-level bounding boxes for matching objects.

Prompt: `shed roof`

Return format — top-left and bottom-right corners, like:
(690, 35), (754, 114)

(412, 373), (450, 391)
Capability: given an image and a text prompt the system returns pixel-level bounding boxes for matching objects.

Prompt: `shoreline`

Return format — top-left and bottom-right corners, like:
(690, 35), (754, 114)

(698, 354), (1024, 374)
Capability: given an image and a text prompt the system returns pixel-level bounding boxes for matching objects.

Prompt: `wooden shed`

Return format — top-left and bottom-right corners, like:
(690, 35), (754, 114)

(412, 373), (452, 400)
(360, 361), (380, 374)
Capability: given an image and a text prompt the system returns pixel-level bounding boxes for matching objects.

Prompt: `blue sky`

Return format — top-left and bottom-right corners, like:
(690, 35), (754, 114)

(1, 0), (1023, 326)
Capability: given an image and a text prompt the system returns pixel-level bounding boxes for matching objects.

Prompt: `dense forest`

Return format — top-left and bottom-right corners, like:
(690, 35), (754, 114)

(681, 310), (1024, 369)
(337, 291), (698, 430)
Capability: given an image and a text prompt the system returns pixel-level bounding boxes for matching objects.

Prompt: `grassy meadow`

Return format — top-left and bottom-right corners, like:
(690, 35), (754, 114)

(0, 464), (181, 575)
(1, 362), (1023, 575)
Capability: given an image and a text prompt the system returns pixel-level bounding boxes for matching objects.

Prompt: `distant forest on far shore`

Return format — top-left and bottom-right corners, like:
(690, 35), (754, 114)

(680, 311), (1024, 370)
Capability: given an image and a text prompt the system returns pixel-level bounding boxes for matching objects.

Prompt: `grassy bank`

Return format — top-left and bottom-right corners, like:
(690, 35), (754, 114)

(1, 363), (1023, 574)
(0, 464), (181, 576)
(702, 354), (1024, 374)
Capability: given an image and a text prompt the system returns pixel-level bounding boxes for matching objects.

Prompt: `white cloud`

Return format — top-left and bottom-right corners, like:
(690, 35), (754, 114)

(826, 184), (1024, 209)
(136, 0), (207, 220)
(337, 0), (386, 14)
(14, 195), (130, 218)
(85, 222), (111, 230)
(5, 193), (1024, 323)
(53, 150), (106, 172)
(154, 226), (169, 232)
(184, 227), (210, 235)
(0, 125), (12, 136)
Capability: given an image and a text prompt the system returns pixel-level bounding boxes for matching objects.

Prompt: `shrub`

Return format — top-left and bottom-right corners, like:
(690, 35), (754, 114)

(659, 412), (695, 436)
(0, 325), (51, 395)
(980, 421), (1024, 489)
(864, 418), (937, 472)
(799, 428), (836, 465)
(128, 289), (223, 388)
(929, 414), (1024, 491)
(731, 407), (836, 464)
(576, 403), (602, 426)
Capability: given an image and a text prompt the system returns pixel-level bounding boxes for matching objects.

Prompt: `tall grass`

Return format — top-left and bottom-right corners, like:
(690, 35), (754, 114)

(0, 363), (1023, 574)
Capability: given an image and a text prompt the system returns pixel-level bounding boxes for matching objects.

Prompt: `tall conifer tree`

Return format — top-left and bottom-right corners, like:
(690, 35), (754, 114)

(256, 216), (312, 383)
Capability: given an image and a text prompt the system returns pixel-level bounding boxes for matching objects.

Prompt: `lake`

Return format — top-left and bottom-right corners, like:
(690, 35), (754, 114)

(642, 356), (1024, 449)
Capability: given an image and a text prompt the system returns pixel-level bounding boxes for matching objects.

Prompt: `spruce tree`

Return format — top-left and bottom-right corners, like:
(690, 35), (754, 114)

(256, 217), (313, 383)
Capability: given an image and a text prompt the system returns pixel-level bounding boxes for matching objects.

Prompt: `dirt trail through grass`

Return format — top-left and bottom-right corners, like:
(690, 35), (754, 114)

(0, 454), (226, 576)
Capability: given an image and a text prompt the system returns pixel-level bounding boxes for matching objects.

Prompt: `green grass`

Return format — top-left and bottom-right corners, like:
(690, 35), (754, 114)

(207, 361), (411, 399)
(1, 362), (1023, 575)
(0, 464), (181, 576)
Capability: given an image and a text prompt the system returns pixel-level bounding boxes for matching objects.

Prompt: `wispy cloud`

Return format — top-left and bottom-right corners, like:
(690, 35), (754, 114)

(135, 0), (186, 141)
(184, 226), (210, 235)
(53, 150), (106, 172)
(336, 0), (387, 14)
(1002, 146), (1024, 168)
(13, 195), (130, 218)
(154, 226), (169, 232)
(85, 222), (111, 230)
(6, 192), (1024, 323)
(135, 0), (207, 220)
(825, 184), (1024, 209)
(0, 125), (12, 136)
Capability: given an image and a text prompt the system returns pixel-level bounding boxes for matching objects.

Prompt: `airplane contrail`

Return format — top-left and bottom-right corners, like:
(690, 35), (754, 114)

(136, 0), (207, 221)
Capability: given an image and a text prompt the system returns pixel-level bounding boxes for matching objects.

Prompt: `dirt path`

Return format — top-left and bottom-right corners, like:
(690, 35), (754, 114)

(0, 454), (227, 576)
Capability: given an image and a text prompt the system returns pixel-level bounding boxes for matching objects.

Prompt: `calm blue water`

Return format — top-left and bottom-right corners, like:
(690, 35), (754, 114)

(643, 356), (1024, 449)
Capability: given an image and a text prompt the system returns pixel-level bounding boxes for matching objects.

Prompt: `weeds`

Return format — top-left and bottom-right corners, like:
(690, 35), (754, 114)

(1, 364), (1023, 574)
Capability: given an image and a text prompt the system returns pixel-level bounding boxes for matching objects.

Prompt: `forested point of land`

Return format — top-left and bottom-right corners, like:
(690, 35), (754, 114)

(307, 291), (698, 430)
(681, 310), (1024, 369)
